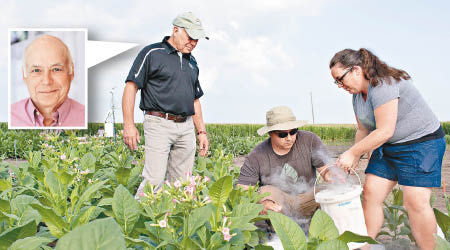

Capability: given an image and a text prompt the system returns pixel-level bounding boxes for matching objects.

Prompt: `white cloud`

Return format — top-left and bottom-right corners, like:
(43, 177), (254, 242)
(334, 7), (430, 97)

(250, 73), (271, 87)
(199, 67), (218, 92)
(229, 21), (239, 30)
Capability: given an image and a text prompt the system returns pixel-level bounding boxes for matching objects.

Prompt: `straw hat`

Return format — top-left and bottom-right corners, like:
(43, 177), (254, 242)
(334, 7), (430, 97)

(257, 106), (307, 136)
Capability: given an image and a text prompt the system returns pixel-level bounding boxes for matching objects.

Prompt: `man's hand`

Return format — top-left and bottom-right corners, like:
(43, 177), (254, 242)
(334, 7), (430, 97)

(260, 200), (282, 215)
(198, 134), (209, 156)
(123, 123), (140, 150)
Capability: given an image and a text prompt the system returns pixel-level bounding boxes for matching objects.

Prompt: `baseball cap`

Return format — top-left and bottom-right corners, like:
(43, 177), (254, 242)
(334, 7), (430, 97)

(172, 12), (209, 40)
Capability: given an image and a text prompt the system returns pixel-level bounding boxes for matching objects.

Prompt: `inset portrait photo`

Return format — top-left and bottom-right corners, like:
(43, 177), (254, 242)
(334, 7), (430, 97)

(8, 29), (87, 129)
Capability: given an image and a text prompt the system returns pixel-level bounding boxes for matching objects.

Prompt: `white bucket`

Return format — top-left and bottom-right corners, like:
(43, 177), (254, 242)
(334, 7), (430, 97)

(104, 122), (114, 137)
(314, 166), (368, 250)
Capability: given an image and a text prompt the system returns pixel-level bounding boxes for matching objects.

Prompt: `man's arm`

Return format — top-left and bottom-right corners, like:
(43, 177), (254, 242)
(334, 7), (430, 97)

(236, 184), (282, 214)
(122, 81), (140, 150)
(237, 184), (249, 190)
(192, 98), (208, 156)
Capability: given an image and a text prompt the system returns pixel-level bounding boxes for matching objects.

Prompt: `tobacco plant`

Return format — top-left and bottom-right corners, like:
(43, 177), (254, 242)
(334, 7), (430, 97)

(267, 209), (378, 250)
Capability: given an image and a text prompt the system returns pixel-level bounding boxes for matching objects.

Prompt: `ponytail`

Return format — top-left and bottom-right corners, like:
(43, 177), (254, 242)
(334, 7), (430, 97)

(330, 48), (410, 86)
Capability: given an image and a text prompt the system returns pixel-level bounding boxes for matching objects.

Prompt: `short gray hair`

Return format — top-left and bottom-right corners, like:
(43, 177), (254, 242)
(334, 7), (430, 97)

(22, 35), (73, 77)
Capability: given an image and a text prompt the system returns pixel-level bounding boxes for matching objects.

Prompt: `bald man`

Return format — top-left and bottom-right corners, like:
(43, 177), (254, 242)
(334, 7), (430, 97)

(10, 35), (85, 127)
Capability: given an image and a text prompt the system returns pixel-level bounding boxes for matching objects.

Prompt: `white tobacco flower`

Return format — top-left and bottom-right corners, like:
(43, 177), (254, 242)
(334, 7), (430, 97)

(159, 220), (167, 228)
(173, 180), (182, 188)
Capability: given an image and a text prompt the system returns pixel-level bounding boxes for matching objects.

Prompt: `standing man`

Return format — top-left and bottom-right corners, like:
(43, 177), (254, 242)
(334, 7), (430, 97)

(122, 12), (209, 196)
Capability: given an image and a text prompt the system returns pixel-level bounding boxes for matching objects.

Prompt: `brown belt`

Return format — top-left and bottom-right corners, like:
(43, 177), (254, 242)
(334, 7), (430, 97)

(145, 111), (187, 123)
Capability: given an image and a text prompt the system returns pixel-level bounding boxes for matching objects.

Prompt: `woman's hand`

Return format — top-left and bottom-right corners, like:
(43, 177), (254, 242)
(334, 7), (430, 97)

(337, 150), (360, 173)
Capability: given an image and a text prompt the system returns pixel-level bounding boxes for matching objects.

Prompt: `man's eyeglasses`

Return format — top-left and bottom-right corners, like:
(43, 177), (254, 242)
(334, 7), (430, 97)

(334, 66), (353, 85)
(274, 128), (298, 138)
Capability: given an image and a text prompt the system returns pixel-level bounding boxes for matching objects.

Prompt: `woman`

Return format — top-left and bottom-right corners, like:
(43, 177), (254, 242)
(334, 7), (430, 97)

(329, 48), (445, 250)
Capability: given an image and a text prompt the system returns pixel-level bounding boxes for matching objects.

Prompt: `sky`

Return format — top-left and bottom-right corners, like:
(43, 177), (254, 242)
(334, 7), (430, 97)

(1, 0), (449, 125)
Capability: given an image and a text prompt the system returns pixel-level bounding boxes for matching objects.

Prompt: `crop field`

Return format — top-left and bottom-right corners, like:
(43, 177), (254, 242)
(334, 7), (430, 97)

(0, 122), (449, 250)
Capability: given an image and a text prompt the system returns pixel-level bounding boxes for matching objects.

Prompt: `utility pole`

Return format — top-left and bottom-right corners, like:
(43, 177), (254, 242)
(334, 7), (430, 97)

(110, 88), (116, 143)
(105, 87), (117, 143)
(310, 92), (315, 124)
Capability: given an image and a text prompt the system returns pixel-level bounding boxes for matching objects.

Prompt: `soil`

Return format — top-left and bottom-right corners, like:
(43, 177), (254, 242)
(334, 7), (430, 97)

(233, 143), (450, 249)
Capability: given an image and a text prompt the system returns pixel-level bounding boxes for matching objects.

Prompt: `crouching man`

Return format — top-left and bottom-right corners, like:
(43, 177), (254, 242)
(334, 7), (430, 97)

(237, 106), (329, 225)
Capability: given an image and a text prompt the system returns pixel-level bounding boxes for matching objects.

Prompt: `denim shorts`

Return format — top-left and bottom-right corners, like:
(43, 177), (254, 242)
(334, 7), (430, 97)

(365, 137), (446, 187)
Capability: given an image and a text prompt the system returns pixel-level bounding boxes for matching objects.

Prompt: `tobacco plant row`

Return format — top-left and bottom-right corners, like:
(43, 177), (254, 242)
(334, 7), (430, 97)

(0, 131), (379, 250)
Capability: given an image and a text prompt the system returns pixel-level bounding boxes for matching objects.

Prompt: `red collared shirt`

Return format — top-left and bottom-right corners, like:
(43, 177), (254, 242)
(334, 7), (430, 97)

(10, 97), (85, 128)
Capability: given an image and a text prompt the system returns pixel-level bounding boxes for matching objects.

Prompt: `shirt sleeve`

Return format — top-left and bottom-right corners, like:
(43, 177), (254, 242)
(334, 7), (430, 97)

(125, 48), (151, 89)
(369, 80), (400, 109)
(194, 79), (204, 99)
(237, 155), (260, 186)
(194, 65), (204, 100)
(311, 133), (327, 169)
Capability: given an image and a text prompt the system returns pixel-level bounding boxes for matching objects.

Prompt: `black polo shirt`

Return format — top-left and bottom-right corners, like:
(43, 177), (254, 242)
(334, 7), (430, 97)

(125, 36), (204, 116)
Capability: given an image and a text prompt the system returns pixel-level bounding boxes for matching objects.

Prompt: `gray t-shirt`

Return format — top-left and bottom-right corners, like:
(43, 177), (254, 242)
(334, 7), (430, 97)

(352, 78), (440, 143)
(237, 131), (326, 187)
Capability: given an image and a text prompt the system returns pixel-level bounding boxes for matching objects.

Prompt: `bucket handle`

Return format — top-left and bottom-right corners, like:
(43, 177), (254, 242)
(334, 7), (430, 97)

(313, 165), (362, 199)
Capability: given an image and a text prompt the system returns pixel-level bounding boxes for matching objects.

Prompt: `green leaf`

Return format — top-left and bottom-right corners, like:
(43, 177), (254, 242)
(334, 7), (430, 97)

(187, 206), (212, 237)
(309, 210), (339, 241)
(0, 179), (12, 192)
(209, 176), (233, 207)
(115, 168), (132, 187)
(17, 207), (41, 226)
(316, 239), (348, 250)
(209, 232), (223, 249)
(231, 203), (263, 218)
(247, 231), (259, 247)
(399, 226), (411, 236)
(71, 206), (104, 229)
(112, 185), (140, 235)
(10, 195), (41, 225)
(0, 211), (19, 221)
(31, 151), (41, 168)
(126, 165), (143, 190)
(30, 204), (66, 238)
(0, 220), (36, 250)
(44, 170), (64, 202)
(267, 210), (306, 250)
(55, 218), (126, 250)
(197, 226), (207, 247)
(337, 231), (378, 244)
(73, 180), (107, 216)
(0, 199), (10, 213)
(80, 153), (96, 171)
(229, 216), (257, 230)
(434, 208), (450, 241)
(97, 197), (113, 207)
(60, 172), (75, 185)
(10, 195), (39, 215)
(435, 235), (450, 250)
(255, 245), (274, 250)
(125, 236), (155, 249)
(8, 236), (52, 250)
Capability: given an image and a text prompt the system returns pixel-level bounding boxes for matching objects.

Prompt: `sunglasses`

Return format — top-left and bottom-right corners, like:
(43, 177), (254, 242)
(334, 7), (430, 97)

(274, 128), (298, 138)
(334, 66), (353, 85)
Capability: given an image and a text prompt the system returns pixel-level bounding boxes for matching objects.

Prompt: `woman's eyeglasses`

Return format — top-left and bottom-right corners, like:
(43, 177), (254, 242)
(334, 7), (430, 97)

(334, 66), (353, 85)
(274, 128), (298, 138)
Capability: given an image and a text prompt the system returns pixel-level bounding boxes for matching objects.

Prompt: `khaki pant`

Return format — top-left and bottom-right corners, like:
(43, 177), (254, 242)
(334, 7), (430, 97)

(135, 114), (196, 197)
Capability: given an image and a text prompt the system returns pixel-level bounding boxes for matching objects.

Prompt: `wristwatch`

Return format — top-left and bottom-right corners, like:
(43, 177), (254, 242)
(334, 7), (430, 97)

(197, 130), (207, 135)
